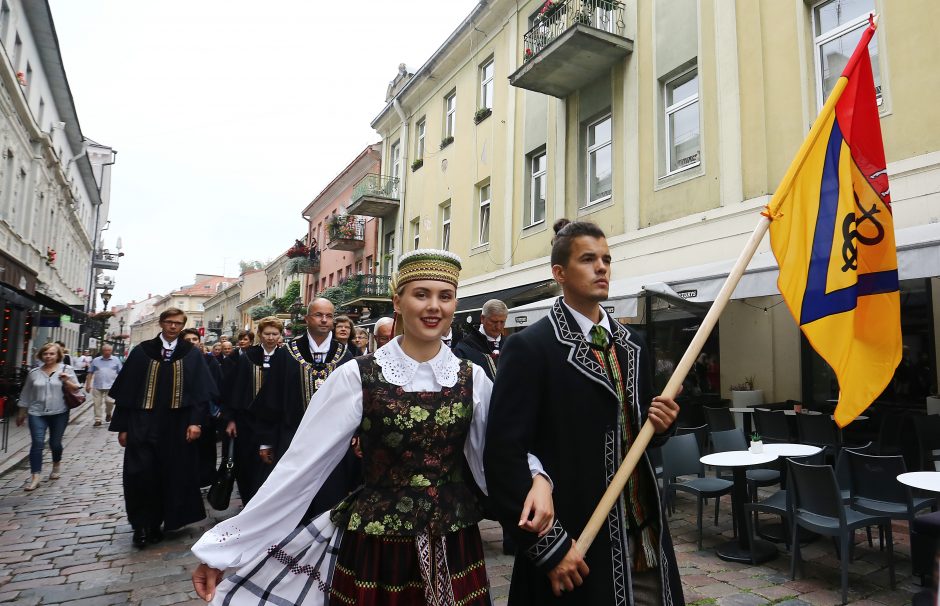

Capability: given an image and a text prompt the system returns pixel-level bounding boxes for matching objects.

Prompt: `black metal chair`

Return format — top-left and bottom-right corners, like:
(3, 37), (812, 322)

(796, 412), (841, 462)
(676, 423), (709, 458)
(901, 415), (940, 473)
(661, 433), (733, 549)
(788, 459), (896, 605)
(704, 406), (735, 432)
(753, 409), (793, 443)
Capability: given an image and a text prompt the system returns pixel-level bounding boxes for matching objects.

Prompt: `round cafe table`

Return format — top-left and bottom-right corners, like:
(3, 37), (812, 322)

(700, 450), (779, 563)
(754, 444), (822, 543)
(898, 472), (940, 493)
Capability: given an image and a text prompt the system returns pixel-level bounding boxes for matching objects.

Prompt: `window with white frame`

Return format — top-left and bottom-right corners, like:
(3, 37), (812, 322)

(527, 151), (547, 227)
(664, 69), (700, 174)
(478, 184), (491, 245)
(585, 115), (612, 206)
(480, 59), (494, 110)
(813, 0), (881, 108)
(411, 217), (420, 250)
(383, 231), (395, 275)
(391, 140), (401, 179)
(444, 91), (457, 138)
(441, 203), (451, 250)
(416, 119), (426, 159)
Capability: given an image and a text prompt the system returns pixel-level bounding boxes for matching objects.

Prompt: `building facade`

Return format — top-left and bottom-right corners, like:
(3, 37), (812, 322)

(128, 275), (238, 348)
(368, 0), (940, 409)
(0, 0), (114, 387)
(302, 143), (384, 313)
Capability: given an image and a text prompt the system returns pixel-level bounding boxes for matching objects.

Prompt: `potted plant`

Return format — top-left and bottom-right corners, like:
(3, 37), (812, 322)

(730, 376), (763, 408)
(411, 158), (424, 171)
(439, 135), (454, 150)
(473, 107), (492, 124)
(749, 432), (764, 454)
(286, 239), (310, 259)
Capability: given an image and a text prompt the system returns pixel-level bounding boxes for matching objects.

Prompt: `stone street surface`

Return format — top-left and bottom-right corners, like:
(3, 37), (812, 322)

(0, 404), (927, 605)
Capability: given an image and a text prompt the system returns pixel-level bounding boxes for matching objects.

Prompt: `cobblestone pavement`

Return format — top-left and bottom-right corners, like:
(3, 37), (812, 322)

(0, 407), (929, 605)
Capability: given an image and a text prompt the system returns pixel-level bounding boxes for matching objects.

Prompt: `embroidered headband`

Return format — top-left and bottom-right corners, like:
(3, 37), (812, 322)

(389, 249), (462, 294)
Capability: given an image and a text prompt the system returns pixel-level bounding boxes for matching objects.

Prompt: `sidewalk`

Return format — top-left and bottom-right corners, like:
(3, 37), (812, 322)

(0, 400), (96, 479)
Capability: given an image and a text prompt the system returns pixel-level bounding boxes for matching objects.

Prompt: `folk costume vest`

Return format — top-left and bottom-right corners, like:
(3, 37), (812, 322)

(331, 356), (482, 536)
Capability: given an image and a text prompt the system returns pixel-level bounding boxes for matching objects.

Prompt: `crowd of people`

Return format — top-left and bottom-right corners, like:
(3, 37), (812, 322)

(16, 218), (684, 605)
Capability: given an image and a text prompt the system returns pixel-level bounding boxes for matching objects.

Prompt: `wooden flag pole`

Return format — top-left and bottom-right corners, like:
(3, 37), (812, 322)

(575, 214), (772, 555)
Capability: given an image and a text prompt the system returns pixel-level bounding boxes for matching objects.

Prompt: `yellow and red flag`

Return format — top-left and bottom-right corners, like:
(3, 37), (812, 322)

(768, 17), (899, 427)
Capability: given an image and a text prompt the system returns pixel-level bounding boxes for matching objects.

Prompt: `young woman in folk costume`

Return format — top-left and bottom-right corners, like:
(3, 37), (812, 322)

(192, 249), (554, 605)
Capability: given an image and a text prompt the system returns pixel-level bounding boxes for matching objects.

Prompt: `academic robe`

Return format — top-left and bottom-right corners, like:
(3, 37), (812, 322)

(452, 329), (499, 381)
(197, 353), (223, 488)
(108, 336), (214, 531)
(484, 299), (684, 606)
(230, 345), (286, 504)
(281, 334), (359, 520)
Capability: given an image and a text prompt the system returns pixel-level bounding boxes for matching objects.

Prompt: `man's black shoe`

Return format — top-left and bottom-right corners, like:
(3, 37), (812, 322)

(148, 526), (164, 544)
(132, 527), (148, 547)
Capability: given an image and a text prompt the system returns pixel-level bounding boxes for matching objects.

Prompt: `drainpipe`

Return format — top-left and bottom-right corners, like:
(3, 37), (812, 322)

(392, 99), (409, 273)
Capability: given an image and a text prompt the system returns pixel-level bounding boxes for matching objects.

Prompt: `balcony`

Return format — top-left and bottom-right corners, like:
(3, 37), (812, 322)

(510, 0), (632, 98)
(286, 254), (321, 275)
(341, 274), (393, 306)
(326, 215), (366, 251)
(346, 174), (400, 218)
(92, 251), (122, 270)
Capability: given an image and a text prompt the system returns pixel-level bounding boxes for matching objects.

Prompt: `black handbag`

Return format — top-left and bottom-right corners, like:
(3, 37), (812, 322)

(207, 439), (236, 511)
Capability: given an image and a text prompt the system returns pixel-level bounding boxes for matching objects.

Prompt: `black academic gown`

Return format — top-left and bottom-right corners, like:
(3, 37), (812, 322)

(452, 328), (499, 381)
(484, 299), (684, 606)
(231, 345), (286, 504)
(281, 334), (359, 521)
(108, 336), (213, 532)
(197, 353), (223, 488)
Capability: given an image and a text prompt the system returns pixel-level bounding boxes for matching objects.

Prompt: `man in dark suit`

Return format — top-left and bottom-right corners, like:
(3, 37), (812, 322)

(484, 220), (683, 606)
(453, 298), (507, 381)
(281, 297), (357, 518)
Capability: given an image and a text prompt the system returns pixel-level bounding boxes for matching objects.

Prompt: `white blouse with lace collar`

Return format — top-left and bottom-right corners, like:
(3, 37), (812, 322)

(192, 339), (548, 571)
(374, 336), (460, 389)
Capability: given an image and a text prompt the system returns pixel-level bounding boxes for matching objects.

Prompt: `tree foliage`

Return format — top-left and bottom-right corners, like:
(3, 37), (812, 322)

(238, 259), (267, 273)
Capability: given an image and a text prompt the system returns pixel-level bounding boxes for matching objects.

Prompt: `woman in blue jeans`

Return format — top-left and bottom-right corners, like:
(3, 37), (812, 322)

(16, 342), (82, 491)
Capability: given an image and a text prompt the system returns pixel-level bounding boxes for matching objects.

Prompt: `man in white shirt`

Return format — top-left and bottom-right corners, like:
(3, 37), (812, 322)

(84, 344), (122, 427)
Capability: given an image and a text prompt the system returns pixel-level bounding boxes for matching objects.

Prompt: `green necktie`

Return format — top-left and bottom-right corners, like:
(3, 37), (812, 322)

(590, 324), (608, 348)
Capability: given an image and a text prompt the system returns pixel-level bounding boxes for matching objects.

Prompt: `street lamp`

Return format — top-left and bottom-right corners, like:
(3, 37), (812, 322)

(118, 317), (126, 355)
(99, 289), (112, 351)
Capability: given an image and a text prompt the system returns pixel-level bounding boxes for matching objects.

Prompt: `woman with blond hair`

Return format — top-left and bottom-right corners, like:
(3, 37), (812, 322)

(16, 342), (82, 491)
(227, 316), (285, 504)
(192, 250), (554, 605)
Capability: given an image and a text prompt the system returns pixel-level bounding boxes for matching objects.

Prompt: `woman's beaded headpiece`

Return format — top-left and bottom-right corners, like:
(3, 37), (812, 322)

(389, 249), (462, 294)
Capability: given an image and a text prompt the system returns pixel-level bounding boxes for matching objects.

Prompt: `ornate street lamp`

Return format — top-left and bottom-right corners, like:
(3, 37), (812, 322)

(99, 289), (112, 350)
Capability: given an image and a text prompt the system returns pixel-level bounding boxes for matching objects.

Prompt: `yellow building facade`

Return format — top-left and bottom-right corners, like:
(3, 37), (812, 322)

(370, 0), (940, 408)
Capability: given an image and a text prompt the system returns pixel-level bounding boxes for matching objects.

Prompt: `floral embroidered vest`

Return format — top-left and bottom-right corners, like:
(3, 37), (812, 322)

(331, 356), (483, 536)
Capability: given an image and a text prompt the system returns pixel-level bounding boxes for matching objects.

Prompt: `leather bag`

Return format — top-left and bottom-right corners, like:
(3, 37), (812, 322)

(207, 439), (236, 511)
(62, 383), (86, 410)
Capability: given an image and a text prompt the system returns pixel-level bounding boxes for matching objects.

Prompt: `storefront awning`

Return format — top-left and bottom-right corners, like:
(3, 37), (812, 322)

(456, 280), (556, 313)
(506, 223), (940, 327)
(31, 292), (88, 323)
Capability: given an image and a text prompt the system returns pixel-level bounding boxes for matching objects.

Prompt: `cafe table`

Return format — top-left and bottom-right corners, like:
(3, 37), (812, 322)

(700, 450), (779, 563)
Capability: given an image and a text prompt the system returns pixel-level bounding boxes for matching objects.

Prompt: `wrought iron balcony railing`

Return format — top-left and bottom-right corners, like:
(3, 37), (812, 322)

(342, 274), (392, 301)
(92, 251), (122, 270)
(327, 216), (366, 243)
(523, 0), (625, 59)
(352, 174), (400, 202)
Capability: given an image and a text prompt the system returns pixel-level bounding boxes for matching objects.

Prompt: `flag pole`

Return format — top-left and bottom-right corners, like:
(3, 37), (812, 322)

(574, 20), (866, 554)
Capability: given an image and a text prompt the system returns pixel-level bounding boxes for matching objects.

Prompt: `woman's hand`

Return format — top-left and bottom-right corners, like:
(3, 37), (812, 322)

(519, 474), (554, 536)
(15, 410), (26, 427)
(192, 563), (224, 602)
(225, 421), (237, 438)
(118, 432), (128, 447)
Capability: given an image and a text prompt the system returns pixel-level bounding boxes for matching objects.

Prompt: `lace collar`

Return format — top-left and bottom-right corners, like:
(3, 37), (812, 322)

(374, 336), (460, 387)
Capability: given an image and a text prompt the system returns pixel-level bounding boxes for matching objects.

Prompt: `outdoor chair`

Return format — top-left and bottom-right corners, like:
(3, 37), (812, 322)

(796, 412), (841, 462)
(744, 449), (825, 555)
(788, 459), (896, 605)
(901, 414), (940, 473)
(661, 433), (733, 549)
(676, 423), (709, 458)
(876, 411), (905, 456)
(911, 510), (940, 585)
(704, 406), (735, 432)
(846, 450), (937, 551)
(753, 409), (793, 443)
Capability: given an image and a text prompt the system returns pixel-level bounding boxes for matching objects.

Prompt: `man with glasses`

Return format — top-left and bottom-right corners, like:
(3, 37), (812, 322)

(372, 316), (394, 349)
(280, 298), (357, 519)
(108, 308), (215, 548)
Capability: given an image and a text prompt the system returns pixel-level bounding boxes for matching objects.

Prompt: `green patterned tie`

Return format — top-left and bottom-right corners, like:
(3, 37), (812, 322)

(590, 324), (608, 348)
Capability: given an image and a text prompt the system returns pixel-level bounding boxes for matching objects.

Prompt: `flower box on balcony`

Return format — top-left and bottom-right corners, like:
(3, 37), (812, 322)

(473, 108), (492, 125)
(411, 158), (424, 171)
(439, 136), (454, 150)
